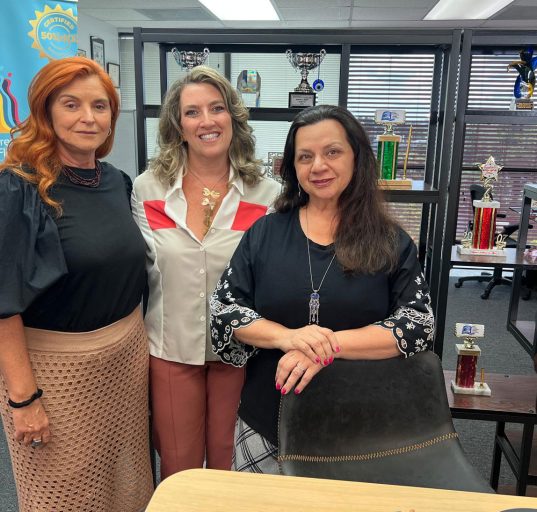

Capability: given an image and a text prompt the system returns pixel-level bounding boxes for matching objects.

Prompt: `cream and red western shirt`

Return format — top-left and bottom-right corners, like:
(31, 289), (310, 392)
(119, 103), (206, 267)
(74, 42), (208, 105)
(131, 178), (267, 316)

(132, 168), (281, 364)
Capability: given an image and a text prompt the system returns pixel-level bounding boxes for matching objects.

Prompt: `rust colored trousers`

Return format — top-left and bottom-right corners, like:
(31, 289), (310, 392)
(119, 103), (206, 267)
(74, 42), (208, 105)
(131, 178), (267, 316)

(150, 356), (245, 479)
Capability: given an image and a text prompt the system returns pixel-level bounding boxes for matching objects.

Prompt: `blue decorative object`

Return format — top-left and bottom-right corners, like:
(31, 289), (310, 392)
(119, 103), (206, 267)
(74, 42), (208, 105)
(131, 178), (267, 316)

(312, 78), (324, 92)
(507, 47), (537, 104)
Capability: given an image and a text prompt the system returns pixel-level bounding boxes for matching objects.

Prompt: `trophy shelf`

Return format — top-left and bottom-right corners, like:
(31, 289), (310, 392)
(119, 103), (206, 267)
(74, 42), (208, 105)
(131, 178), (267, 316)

(450, 246), (537, 268)
(465, 109), (537, 126)
(381, 180), (439, 203)
(248, 107), (301, 122)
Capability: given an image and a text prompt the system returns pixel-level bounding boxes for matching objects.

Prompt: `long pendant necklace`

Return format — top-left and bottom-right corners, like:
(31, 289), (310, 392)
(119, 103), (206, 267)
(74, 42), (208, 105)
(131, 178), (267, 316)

(188, 169), (229, 233)
(62, 160), (102, 187)
(305, 208), (336, 325)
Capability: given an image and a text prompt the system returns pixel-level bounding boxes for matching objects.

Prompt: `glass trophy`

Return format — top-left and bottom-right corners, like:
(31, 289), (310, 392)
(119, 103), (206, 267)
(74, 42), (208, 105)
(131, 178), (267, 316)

(507, 47), (536, 111)
(171, 47), (210, 71)
(237, 70), (261, 108)
(375, 109), (411, 189)
(286, 49), (326, 108)
(457, 156), (506, 257)
(451, 323), (491, 396)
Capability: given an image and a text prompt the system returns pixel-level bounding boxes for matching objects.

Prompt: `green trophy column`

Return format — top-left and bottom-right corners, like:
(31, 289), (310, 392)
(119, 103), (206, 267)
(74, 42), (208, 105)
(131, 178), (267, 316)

(377, 133), (401, 180)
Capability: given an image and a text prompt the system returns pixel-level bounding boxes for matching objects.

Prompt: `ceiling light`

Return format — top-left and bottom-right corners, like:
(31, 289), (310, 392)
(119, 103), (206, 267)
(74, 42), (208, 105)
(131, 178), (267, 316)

(424, 0), (514, 20)
(199, 0), (279, 21)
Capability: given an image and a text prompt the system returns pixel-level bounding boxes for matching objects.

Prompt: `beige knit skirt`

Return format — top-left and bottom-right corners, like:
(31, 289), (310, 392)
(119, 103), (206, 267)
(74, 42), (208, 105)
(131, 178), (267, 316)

(0, 307), (154, 512)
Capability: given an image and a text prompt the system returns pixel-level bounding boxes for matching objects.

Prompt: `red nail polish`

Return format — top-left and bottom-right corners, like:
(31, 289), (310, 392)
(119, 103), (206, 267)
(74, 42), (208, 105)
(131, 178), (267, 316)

(324, 359), (328, 365)
(329, 356), (334, 364)
(281, 388), (287, 395)
(336, 346), (341, 353)
(315, 357), (321, 364)
(294, 388), (301, 395)
(276, 383), (281, 390)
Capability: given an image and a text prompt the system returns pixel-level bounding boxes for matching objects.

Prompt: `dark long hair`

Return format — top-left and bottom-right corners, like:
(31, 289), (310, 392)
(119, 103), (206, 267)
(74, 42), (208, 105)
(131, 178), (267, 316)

(274, 104), (399, 274)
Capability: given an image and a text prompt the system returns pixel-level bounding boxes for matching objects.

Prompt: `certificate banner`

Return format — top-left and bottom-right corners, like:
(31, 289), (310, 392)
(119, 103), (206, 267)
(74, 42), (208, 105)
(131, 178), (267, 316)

(0, 1), (78, 161)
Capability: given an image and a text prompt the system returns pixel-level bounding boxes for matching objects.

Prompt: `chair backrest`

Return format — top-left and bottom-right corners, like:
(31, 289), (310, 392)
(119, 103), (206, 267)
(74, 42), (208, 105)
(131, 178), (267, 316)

(278, 351), (492, 493)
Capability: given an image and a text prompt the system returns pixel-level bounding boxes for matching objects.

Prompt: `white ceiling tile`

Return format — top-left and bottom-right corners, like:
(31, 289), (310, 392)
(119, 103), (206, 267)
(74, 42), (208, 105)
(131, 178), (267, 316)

(273, 0), (351, 7)
(352, 7), (431, 20)
(352, 0), (436, 7)
(81, 9), (152, 21)
(279, 7), (351, 20)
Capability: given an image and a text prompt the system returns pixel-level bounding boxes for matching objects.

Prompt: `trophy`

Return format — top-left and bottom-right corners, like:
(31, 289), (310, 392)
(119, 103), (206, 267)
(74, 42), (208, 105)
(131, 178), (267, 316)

(237, 70), (261, 108)
(286, 49), (326, 108)
(375, 109), (412, 189)
(171, 47), (210, 71)
(507, 47), (536, 111)
(457, 156), (506, 257)
(451, 323), (491, 396)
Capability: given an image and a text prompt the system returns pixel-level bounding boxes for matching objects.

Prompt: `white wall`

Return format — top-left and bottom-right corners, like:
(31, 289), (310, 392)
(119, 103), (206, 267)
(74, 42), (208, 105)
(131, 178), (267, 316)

(78, 13), (119, 66)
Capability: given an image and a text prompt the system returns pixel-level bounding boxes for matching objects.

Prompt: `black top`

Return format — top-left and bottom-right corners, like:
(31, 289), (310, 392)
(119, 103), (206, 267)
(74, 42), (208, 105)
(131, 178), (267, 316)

(0, 162), (146, 332)
(210, 209), (434, 445)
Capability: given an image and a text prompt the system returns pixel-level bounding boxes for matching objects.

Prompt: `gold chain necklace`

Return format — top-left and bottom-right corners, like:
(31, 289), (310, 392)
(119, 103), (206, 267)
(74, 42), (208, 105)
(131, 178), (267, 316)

(188, 169), (229, 232)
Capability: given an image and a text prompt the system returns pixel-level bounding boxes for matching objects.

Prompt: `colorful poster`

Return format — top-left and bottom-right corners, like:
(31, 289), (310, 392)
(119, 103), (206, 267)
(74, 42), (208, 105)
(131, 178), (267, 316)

(0, 1), (78, 161)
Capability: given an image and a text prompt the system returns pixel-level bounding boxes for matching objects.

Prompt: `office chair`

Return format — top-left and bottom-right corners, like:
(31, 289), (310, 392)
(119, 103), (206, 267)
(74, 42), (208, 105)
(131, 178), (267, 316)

(278, 351), (492, 493)
(454, 184), (522, 300)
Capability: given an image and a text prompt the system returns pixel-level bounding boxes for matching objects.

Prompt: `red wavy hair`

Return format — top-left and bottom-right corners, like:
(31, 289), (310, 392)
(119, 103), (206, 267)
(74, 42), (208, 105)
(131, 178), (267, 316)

(0, 57), (119, 212)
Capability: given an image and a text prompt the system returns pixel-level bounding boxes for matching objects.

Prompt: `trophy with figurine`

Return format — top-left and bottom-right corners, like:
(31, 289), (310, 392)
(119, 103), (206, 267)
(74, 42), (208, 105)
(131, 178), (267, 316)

(451, 323), (491, 396)
(457, 156), (506, 257)
(507, 47), (536, 111)
(375, 109), (413, 189)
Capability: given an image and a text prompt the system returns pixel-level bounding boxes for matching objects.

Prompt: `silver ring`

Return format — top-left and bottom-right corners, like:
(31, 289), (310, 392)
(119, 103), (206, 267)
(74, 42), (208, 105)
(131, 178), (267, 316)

(295, 363), (306, 373)
(31, 439), (43, 448)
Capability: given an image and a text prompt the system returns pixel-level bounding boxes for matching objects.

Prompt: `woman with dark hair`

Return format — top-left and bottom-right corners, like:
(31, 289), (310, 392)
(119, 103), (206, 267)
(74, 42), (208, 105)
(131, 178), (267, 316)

(132, 65), (280, 477)
(0, 57), (153, 511)
(210, 104), (434, 474)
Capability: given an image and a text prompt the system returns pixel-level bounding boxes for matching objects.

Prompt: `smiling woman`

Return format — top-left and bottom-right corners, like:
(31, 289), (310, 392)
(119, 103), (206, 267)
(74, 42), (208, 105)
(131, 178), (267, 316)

(0, 57), (153, 511)
(132, 65), (281, 478)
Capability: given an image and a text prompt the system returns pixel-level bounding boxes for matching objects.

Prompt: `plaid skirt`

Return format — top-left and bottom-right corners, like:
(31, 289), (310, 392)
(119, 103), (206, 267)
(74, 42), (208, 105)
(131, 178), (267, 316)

(232, 416), (279, 474)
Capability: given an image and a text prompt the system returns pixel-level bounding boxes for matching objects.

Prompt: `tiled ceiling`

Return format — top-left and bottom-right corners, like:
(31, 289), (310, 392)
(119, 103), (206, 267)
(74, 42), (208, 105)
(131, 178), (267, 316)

(79, 0), (537, 30)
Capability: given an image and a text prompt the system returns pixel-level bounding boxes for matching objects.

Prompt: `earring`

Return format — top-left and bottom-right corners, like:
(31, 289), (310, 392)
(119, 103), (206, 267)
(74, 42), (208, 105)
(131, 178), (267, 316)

(298, 182), (302, 198)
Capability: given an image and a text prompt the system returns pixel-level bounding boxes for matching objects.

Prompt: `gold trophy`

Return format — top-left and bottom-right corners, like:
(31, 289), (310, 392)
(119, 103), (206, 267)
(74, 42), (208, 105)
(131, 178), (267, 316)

(375, 109), (412, 189)
(451, 323), (491, 396)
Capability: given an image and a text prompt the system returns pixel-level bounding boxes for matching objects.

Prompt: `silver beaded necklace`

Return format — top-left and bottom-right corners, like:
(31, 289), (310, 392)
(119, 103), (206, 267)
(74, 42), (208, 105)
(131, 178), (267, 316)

(304, 208), (336, 325)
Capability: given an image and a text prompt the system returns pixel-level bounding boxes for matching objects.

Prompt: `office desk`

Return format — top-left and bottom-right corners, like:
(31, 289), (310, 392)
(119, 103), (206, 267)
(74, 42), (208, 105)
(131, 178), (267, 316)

(146, 469), (537, 511)
(444, 371), (537, 495)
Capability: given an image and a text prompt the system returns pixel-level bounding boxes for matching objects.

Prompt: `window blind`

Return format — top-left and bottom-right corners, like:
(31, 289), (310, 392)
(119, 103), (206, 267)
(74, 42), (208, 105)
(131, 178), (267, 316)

(347, 53), (436, 240)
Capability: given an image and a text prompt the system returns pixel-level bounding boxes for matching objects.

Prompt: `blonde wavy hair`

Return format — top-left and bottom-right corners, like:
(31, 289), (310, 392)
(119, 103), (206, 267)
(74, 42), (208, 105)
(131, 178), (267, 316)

(150, 65), (262, 186)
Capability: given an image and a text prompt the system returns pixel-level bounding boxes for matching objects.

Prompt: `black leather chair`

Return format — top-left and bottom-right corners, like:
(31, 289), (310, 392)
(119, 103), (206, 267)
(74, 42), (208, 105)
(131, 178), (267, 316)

(278, 351), (492, 493)
(455, 184), (521, 299)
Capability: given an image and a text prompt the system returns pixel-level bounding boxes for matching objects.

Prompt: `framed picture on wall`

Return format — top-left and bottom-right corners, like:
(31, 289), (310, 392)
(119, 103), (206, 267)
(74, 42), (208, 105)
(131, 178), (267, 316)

(90, 36), (105, 69)
(107, 62), (120, 87)
(77, 48), (86, 57)
(267, 152), (283, 181)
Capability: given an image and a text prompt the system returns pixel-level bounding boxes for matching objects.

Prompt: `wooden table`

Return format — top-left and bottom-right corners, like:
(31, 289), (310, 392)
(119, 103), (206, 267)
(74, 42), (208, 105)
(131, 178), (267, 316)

(146, 469), (537, 511)
(445, 370), (537, 495)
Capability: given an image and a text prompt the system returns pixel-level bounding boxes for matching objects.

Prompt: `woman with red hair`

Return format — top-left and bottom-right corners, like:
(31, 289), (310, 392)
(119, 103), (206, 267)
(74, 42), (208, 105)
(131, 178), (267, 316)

(0, 57), (153, 511)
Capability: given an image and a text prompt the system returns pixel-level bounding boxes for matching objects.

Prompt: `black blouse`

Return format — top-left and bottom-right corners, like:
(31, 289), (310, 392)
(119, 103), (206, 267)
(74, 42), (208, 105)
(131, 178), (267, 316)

(0, 163), (146, 332)
(210, 209), (434, 445)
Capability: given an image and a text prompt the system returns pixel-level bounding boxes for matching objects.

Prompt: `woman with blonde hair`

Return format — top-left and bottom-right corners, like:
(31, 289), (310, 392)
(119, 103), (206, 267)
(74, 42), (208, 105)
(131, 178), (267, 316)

(132, 65), (280, 478)
(0, 57), (153, 511)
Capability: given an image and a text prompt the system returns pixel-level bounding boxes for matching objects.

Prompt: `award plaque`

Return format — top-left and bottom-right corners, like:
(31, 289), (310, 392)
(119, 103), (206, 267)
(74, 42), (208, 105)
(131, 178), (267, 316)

(457, 156), (506, 257)
(171, 47), (210, 71)
(507, 47), (536, 111)
(237, 70), (261, 108)
(286, 49), (326, 108)
(375, 109), (412, 189)
(451, 323), (491, 396)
